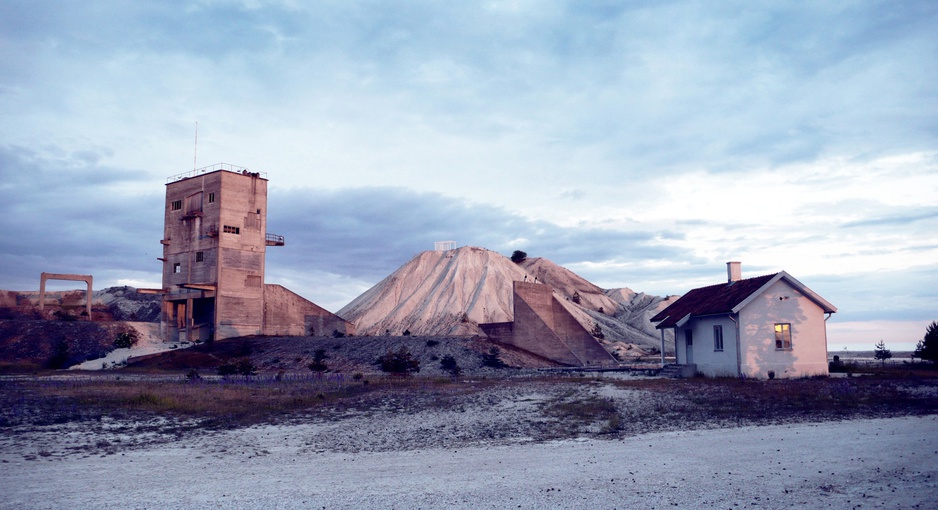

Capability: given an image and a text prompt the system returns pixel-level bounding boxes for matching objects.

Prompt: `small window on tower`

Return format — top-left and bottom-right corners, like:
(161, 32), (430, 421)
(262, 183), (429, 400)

(171, 200), (182, 211)
(173, 262), (181, 274)
(223, 225), (240, 234)
(208, 192), (215, 204)
(196, 251), (204, 263)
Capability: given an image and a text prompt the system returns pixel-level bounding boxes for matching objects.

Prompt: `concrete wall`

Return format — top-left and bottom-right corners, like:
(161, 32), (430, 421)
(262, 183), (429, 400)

(738, 279), (829, 378)
(263, 284), (355, 337)
(484, 282), (615, 367)
(161, 169), (268, 341)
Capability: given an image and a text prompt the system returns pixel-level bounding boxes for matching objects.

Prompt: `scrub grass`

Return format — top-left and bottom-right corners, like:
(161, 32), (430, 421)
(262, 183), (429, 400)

(1, 371), (935, 436)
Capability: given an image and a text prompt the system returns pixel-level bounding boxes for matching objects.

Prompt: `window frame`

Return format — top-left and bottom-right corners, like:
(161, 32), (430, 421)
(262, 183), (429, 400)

(775, 323), (792, 350)
(713, 325), (724, 352)
(208, 192), (215, 204)
(223, 225), (240, 235)
(196, 251), (204, 263)
(172, 262), (181, 274)
(171, 200), (182, 211)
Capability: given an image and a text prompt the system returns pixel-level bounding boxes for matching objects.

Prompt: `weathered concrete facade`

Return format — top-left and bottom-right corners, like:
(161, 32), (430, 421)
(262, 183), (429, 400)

(159, 164), (351, 342)
(480, 281), (616, 367)
(263, 284), (352, 337)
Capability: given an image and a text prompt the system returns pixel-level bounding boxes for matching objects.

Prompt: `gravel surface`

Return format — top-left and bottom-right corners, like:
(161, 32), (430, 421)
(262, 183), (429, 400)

(1, 373), (936, 509)
(1, 415), (935, 509)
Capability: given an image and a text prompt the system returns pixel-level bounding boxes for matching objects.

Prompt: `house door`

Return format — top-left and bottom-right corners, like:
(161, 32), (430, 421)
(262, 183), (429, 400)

(685, 330), (694, 364)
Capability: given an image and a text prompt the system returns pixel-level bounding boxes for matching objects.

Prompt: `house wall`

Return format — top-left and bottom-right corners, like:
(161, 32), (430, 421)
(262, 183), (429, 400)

(738, 280), (829, 378)
(677, 316), (740, 377)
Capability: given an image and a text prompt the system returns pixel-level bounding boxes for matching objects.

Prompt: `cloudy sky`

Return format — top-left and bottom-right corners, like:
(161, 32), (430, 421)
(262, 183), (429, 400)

(2, 1), (936, 349)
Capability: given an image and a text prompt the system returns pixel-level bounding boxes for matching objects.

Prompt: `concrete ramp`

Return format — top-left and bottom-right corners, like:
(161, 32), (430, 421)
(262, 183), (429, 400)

(263, 284), (355, 337)
(481, 282), (615, 367)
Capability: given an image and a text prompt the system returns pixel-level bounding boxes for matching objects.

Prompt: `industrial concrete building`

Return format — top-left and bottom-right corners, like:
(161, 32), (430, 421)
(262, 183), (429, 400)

(480, 281), (616, 367)
(158, 163), (352, 342)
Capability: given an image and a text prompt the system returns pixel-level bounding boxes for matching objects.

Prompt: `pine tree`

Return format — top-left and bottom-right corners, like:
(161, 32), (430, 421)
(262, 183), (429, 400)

(914, 321), (938, 363)
(873, 340), (892, 367)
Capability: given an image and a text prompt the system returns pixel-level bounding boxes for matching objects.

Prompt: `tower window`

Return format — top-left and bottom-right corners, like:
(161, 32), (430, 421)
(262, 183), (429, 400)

(171, 200), (182, 211)
(196, 251), (204, 263)
(208, 192), (215, 204)
(173, 262), (181, 274)
(223, 225), (240, 234)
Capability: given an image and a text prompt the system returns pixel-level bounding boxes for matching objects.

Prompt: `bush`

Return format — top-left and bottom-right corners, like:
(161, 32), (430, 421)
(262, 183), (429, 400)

(481, 347), (507, 368)
(332, 329), (345, 338)
(53, 310), (77, 321)
(510, 250), (527, 263)
(377, 347), (420, 374)
(590, 322), (604, 339)
(307, 349), (329, 372)
(426, 339), (439, 347)
(46, 338), (71, 369)
(440, 355), (461, 376)
(218, 358), (257, 376)
(402, 329), (411, 336)
(113, 330), (139, 349)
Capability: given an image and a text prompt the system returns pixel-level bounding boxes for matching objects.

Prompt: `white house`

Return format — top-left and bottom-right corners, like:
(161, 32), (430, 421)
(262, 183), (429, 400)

(651, 262), (837, 379)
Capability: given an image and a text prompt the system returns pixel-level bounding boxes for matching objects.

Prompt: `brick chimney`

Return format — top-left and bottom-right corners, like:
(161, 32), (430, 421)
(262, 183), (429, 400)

(727, 261), (742, 283)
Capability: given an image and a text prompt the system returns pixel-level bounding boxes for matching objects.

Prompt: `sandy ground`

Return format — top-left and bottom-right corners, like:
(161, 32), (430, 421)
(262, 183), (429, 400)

(69, 323), (169, 370)
(1, 413), (935, 509)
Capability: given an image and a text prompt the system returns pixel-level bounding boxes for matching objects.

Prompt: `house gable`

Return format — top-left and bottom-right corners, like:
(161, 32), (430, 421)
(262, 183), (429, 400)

(653, 265), (836, 379)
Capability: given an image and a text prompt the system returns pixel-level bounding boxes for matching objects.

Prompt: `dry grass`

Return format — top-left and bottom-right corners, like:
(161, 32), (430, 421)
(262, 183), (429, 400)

(1, 370), (936, 440)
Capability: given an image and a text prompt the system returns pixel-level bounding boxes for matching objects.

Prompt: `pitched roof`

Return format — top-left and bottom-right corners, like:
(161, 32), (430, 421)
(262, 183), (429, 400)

(651, 271), (836, 329)
(651, 273), (776, 329)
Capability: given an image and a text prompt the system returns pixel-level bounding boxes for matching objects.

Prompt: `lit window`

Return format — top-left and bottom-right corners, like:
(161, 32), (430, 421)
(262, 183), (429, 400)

(223, 225), (240, 234)
(775, 323), (792, 350)
(713, 325), (724, 351)
(196, 251), (204, 263)
(208, 192), (215, 204)
(171, 200), (182, 211)
(173, 262), (181, 274)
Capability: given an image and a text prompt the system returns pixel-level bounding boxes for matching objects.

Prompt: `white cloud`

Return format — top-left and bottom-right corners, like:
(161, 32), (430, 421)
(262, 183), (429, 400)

(1, 1), (936, 334)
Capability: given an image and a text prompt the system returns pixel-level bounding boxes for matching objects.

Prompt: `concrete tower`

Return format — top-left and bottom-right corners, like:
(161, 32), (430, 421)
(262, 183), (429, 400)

(160, 164), (284, 342)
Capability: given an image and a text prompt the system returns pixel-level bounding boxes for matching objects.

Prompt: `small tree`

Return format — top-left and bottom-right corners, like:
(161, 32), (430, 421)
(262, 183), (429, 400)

(481, 347), (507, 368)
(307, 349), (329, 372)
(914, 321), (938, 364)
(571, 291), (581, 304)
(510, 250), (527, 263)
(873, 340), (892, 367)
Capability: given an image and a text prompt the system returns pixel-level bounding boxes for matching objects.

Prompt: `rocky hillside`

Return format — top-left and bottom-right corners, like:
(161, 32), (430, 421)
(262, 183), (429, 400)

(1, 286), (161, 322)
(339, 247), (676, 355)
(0, 286), (162, 370)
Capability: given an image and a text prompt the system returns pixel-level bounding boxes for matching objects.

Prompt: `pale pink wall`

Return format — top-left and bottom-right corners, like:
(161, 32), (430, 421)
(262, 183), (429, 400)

(739, 280), (829, 378)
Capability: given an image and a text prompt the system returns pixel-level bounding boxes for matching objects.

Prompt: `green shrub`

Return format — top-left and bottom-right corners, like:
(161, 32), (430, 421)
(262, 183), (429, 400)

(481, 347), (507, 368)
(510, 250), (527, 263)
(114, 330), (139, 349)
(440, 355), (461, 376)
(217, 359), (256, 376)
(307, 349), (329, 372)
(377, 347), (420, 374)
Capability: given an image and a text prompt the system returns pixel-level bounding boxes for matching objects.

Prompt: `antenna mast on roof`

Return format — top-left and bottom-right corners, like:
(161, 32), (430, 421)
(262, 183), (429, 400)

(193, 121), (199, 171)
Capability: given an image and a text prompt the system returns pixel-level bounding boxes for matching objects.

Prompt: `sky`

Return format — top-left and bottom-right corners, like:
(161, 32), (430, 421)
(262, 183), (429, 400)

(1, 1), (936, 350)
